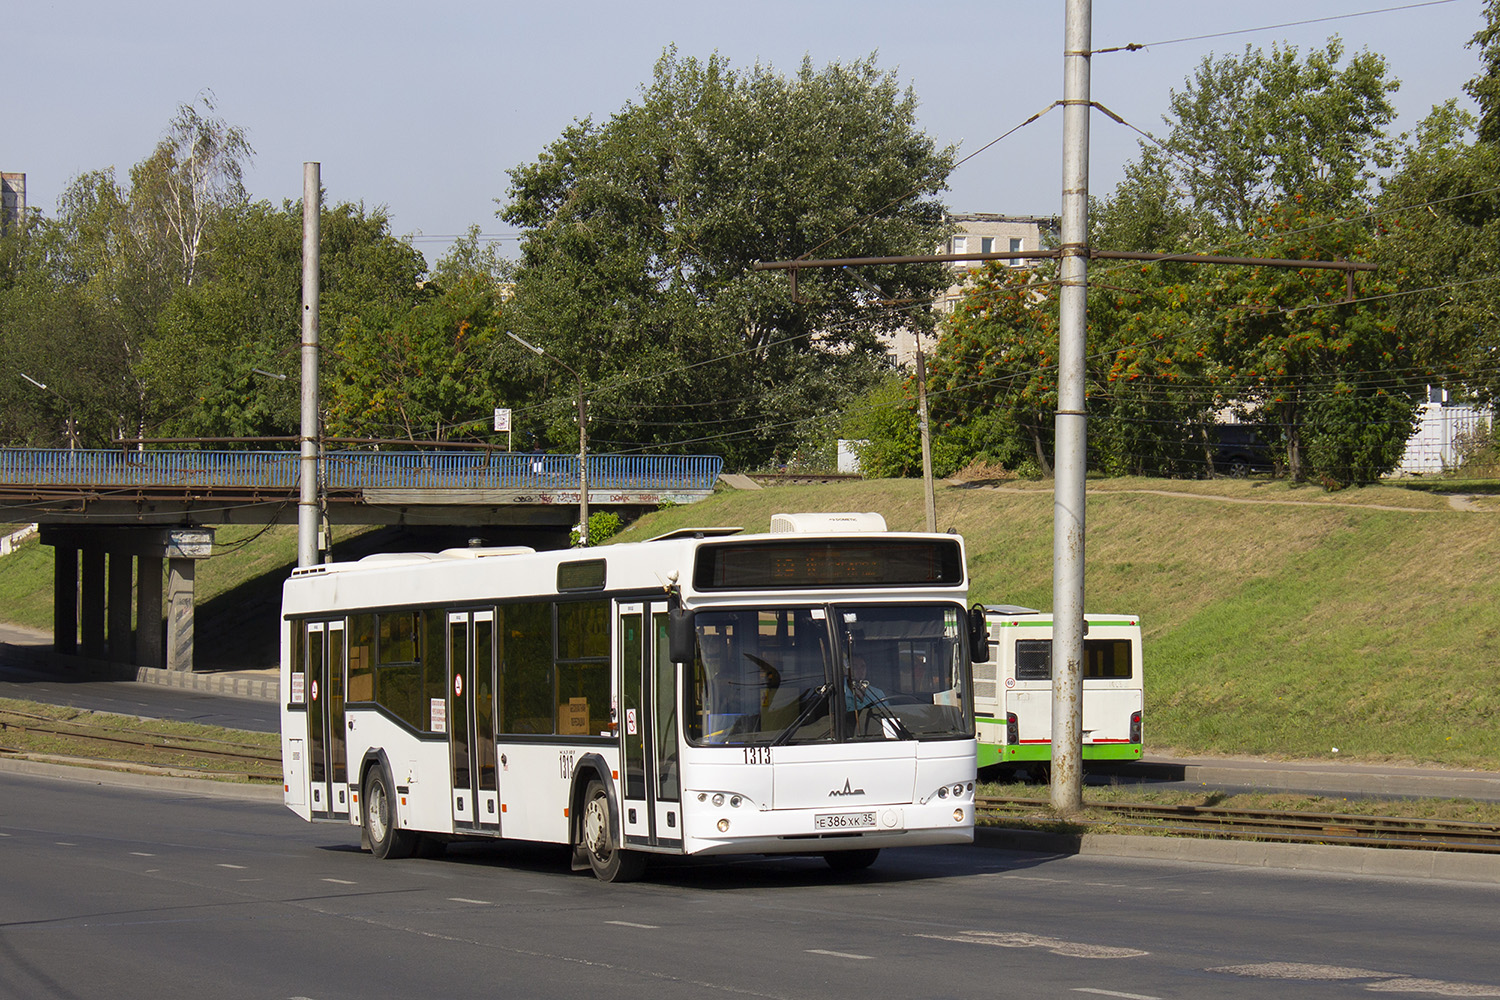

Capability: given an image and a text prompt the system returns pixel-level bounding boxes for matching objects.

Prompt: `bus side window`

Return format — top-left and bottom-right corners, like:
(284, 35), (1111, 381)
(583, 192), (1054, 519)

(347, 614), (374, 702)
(375, 611), (423, 729)
(557, 601), (609, 735)
(501, 602), (553, 734)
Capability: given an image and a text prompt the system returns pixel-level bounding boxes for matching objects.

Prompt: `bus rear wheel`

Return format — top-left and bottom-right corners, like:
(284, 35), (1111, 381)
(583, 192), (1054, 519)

(824, 848), (880, 872)
(580, 780), (645, 883)
(364, 764), (418, 860)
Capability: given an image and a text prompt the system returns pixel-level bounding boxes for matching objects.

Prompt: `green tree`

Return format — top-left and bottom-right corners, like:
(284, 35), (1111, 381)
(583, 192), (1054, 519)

(143, 200), (430, 440)
(327, 275), (528, 443)
(501, 50), (953, 467)
(1375, 3), (1500, 405)
(1211, 206), (1415, 484)
(928, 264), (1061, 474)
(1469, 0), (1500, 144)
(1151, 39), (1398, 235)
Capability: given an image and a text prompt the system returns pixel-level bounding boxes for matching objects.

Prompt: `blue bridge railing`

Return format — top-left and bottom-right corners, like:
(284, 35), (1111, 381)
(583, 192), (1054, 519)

(0, 449), (723, 494)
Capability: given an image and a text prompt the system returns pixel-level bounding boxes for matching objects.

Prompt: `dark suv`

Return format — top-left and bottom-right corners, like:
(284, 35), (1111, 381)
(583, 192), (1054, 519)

(1211, 424), (1275, 477)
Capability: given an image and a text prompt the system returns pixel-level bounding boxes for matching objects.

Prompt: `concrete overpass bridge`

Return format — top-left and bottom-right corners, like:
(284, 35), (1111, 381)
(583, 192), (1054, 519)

(0, 448), (721, 674)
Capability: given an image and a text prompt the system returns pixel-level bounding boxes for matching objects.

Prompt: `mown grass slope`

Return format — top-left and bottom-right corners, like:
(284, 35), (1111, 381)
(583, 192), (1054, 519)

(625, 477), (1499, 769)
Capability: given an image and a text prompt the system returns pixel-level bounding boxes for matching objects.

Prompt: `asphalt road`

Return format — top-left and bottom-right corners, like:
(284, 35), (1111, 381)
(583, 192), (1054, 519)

(2, 769), (1498, 1000)
(0, 661), (277, 732)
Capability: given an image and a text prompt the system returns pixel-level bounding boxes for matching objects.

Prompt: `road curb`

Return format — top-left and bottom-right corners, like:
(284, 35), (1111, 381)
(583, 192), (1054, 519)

(975, 825), (1500, 884)
(0, 755), (283, 802)
(1091, 758), (1500, 802)
(1, 641), (280, 702)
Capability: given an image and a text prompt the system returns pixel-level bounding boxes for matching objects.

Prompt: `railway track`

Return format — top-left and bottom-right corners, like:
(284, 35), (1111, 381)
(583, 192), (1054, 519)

(0, 709), (1492, 850)
(978, 795), (1500, 853)
(0, 707), (280, 780)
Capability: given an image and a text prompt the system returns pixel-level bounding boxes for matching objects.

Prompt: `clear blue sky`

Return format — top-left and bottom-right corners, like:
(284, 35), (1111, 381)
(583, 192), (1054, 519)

(6, 1), (1487, 266)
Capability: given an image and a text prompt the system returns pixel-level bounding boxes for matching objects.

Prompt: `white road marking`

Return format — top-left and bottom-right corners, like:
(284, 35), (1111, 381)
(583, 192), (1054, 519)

(449, 897), (491, 905)
(1074, 989), (1161, 1000)
(807, 949), (873, 961)
(55, 841), (76, 846)
(1210, 963), (1500, 996)
(321, 878), (356, 885)
(130, 852), (155, 857)
(217, 863), (247, 870)
(606, 920), (659, 929)
(915, 931), (1148, 959)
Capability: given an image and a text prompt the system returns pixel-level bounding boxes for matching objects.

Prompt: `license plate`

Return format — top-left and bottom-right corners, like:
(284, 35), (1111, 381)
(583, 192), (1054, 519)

(814, 811), (876, 831)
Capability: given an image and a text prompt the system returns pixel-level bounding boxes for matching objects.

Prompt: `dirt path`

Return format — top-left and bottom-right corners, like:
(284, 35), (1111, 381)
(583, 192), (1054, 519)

(955, 483), (1492, 514)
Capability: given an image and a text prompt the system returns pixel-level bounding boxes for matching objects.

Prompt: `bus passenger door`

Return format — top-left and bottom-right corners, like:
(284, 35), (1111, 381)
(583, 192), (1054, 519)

(305, 620), (349, 821)
(618, 604), (652, 846)
(449, 610), (500, 833)
(617, 601), (682, 850)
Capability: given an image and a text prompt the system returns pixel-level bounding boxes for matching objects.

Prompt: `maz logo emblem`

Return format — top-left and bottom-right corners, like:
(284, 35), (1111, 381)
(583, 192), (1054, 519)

(828, 779), (866, 797)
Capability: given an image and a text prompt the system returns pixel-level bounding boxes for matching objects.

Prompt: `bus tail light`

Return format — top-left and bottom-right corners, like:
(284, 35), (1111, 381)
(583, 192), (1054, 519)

(1006, 713), (1019, 746)
(1130, 711), (1142, 744)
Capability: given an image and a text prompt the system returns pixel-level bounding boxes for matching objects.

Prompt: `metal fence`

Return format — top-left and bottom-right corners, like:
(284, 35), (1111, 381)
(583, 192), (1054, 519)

(0, 449), (723, 493)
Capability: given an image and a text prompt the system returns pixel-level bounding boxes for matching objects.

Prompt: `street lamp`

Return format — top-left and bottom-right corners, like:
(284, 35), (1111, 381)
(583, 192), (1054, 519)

(20, 373), (78, 450)
(506, 331), (590, 547)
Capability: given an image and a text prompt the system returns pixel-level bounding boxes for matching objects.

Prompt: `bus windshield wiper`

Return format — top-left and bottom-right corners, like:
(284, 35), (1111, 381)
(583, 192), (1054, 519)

(853, 681), (914, 740)
(771, 683), (831, 746)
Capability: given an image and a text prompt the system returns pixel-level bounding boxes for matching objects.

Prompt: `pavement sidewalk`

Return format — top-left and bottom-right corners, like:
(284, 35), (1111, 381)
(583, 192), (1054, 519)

(0, 622), (278, 701)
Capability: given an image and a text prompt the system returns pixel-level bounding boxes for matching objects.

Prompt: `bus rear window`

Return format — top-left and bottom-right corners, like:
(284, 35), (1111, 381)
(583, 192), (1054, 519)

(1014, 638), (1134, 680)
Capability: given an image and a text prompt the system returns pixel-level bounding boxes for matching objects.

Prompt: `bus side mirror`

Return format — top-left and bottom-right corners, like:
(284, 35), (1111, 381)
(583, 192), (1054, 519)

(668, 607), (696, 663)
(968, 606), (990, 663)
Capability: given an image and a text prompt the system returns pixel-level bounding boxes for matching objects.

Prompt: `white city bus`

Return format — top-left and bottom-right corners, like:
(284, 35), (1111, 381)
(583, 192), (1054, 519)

(280, 513), (986, 881)
(974, 606), (1143, 773)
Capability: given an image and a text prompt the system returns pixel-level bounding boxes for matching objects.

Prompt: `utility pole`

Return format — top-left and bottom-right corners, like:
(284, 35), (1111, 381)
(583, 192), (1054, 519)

(298, 162), (321, 569)
(1052, 0), (1091, 815)
(507, 331), (590, 546)
(914, 332), (937, 532)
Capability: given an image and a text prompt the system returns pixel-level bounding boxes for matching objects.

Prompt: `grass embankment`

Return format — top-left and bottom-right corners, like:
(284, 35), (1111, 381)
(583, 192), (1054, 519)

(0, 697), (280, 781)
(973, 779), (1500, 831)
(2, 477), (1497, 770)
(627, 476), (1500, 770)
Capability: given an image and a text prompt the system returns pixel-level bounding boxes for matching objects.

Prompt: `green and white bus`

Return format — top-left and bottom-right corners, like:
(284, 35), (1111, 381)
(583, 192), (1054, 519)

(973, 605), (1143, 772)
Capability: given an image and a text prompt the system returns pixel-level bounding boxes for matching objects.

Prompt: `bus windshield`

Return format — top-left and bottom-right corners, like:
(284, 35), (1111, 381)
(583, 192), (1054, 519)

(685, 604), (973, 746)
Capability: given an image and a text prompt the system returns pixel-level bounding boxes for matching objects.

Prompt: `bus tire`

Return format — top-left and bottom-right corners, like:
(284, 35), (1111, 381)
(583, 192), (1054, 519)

(580, 779), (644, 883)
(824, 848), (880, 872)
(364, 764), (417, 860)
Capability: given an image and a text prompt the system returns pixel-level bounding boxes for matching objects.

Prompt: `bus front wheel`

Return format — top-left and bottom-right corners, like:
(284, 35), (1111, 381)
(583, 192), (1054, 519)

(364, 764), (418, 860)
(580, 780), (645, 883)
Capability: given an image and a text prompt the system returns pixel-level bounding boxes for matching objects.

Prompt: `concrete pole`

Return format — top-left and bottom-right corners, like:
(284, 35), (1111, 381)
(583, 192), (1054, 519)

(576, 387), (589, 546)
(299, 163), (321, 569)
(915, 338), (937, 532)
(1051, 0), (1091, 816)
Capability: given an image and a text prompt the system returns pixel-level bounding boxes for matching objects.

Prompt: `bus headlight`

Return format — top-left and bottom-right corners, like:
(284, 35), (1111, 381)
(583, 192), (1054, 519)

(954, 808), (965, 823)
(717, 818), (731, 833)
(937, 786), (949, 798)
(712, 793), (725, 807)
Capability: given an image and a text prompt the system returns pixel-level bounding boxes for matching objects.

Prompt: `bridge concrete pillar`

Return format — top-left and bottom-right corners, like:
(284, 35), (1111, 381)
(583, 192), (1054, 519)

(41, 526), (212, 672)
(107, 552), (133, 662)
(166, 558), (195, 672)
(52, 544), (78, 655)
(136, 554), (163, 669)
(80, 547), (106, 660)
